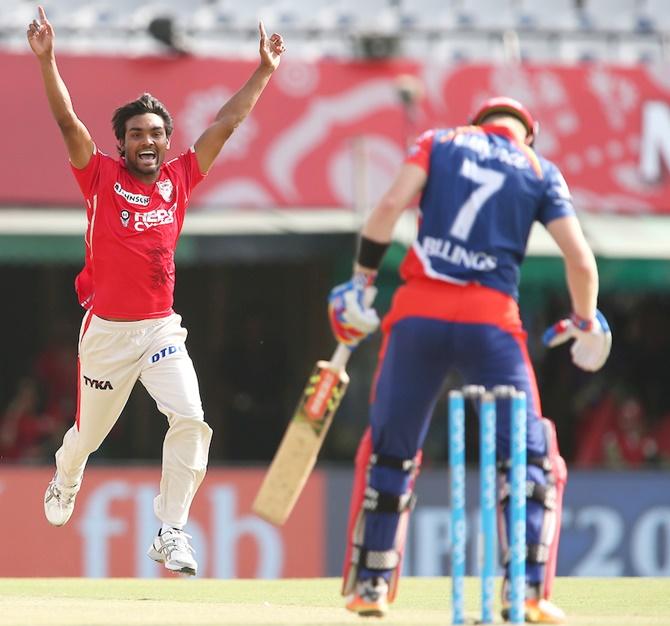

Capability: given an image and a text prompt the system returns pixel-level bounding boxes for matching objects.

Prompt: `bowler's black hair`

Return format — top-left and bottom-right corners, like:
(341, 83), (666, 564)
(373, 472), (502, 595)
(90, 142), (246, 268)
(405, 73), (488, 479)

(111, 93), (174, 156)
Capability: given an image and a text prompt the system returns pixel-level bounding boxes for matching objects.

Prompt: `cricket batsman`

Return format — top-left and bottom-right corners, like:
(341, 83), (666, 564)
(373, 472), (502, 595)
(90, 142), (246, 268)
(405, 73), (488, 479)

(28, 5), (284, 575)
(328, 96), (612, 622)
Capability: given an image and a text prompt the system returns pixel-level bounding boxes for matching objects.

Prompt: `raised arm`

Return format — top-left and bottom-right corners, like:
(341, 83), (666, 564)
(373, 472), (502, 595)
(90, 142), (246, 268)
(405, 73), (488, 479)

(27, 6), (93, 169)
(193, 22), (285, 174)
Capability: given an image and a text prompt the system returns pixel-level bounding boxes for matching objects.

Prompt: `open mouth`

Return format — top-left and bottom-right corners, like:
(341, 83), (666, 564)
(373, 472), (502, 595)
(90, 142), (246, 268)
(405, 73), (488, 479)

(138, 150), (157, 166)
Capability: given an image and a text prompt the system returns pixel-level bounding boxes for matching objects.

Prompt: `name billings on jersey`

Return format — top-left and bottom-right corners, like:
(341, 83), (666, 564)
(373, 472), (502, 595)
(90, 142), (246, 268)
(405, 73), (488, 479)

(454, 133), (529, 170)
(423, 236), (497, 271)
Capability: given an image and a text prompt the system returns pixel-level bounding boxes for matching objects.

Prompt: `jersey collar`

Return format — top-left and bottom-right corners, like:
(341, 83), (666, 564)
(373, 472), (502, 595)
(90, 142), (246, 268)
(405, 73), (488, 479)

(479, 123), (517, 141)
(479, 124), (543, 178)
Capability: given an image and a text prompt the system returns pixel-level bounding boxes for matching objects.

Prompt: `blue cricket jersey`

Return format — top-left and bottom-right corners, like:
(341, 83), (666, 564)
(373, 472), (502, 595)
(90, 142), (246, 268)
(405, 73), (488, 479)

(401, 125), (575, 300)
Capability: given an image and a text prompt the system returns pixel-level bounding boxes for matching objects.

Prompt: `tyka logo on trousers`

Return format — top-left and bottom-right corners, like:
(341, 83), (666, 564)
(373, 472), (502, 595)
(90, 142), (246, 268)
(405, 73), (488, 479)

(83, 375), (114, 390)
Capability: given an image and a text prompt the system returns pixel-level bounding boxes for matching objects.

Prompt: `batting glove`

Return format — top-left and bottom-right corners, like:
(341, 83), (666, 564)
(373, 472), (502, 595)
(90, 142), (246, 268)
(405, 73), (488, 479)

(328, 272), (379, 348)
(542, 310), (612, 372)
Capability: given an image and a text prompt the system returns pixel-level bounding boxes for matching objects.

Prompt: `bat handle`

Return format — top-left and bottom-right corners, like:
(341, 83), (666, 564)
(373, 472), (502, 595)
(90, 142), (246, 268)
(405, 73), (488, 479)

(330, 343), (352, 372)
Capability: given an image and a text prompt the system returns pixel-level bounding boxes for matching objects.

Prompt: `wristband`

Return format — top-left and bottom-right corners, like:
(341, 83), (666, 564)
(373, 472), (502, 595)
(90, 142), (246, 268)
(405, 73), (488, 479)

(356, 235), (389, 270)
(571, 312), (594, 332)
(352, 270), (377, 288)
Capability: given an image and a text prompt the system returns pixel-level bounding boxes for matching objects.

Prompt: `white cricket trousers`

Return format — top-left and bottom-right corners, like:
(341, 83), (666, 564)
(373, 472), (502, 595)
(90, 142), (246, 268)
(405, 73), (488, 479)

(54, 311), (213, 529)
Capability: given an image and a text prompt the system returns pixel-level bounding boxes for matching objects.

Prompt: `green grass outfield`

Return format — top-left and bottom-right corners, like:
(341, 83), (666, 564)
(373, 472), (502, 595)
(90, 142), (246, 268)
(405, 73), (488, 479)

(0, 577), (668, 626)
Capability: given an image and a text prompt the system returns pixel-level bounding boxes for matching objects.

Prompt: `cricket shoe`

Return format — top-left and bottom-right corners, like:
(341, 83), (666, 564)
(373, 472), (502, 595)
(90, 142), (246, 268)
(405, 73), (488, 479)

(44, 473), (79, 526)
(501, 598), (566, 624)
(345, 577), (389, 617)
(147, 528), (197, 576)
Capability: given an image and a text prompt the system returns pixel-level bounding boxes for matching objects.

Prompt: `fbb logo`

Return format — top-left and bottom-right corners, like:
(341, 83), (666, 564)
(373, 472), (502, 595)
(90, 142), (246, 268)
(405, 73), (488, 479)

(0, 468), (325, 578)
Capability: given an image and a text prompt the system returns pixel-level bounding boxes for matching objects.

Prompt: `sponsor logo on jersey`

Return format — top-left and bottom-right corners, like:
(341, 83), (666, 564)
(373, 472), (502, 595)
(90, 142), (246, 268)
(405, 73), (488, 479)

(83, 375), (114, 390)
(113, 182), (150, 206)
(133, 202), (177, 232)
(156, 178), (174, 202)
(149, 343), (186, 364)
(423, 236), (497, 272)
(120, 209), (130, 227)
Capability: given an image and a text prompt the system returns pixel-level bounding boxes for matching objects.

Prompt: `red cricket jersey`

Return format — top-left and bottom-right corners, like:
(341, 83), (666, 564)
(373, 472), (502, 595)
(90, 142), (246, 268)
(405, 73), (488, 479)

(71, 147), (205, 319)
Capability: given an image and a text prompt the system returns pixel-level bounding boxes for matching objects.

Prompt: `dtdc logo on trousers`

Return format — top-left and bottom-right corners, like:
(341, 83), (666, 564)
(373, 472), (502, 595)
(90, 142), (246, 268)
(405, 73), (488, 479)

(149, 344), (186, 364)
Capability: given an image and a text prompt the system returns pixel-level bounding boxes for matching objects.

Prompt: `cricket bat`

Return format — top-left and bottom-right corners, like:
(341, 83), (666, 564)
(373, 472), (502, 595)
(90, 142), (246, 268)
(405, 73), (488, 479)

(252, 343), (352, 525)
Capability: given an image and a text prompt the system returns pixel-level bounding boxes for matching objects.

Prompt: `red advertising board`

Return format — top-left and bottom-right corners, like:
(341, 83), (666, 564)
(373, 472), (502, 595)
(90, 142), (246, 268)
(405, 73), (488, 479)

(3, 53), (670, 213)
(0, 53), (670, 213)
(0, 467), (324, 578)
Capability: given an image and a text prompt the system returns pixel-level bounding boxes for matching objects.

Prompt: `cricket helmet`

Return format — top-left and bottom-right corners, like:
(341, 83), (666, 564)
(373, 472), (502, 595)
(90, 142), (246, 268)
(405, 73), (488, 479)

(470, 96), (539, 145)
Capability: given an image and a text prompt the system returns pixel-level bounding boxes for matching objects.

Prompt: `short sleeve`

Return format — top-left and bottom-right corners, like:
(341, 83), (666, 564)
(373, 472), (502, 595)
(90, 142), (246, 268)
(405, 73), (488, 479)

(537, 164), (576, 225)
(405, 129), (436, 172)
(168, 148), (206, 196)
(70, 147), (105, 197)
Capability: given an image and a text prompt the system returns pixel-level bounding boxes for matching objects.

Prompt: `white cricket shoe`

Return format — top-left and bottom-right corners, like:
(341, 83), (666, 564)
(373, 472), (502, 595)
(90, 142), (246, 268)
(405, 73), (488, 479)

(44, 474), (79, 527)
(147, 528), (197, 576)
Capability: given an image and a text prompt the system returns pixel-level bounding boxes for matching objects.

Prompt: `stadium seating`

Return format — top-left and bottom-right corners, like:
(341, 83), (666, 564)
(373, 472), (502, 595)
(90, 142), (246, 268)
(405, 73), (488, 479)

(1, 0), (667, 63)
(581, 0), (648, 31)
(642, 0), (670, 31)
(558, 34), (617, 63)
(516, 0), (583, 31)
(452, 0), (519, 30)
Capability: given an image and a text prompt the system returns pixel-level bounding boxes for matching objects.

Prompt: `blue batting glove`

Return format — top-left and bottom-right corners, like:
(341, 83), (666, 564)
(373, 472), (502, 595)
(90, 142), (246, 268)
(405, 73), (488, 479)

(327, 272), (379, 348)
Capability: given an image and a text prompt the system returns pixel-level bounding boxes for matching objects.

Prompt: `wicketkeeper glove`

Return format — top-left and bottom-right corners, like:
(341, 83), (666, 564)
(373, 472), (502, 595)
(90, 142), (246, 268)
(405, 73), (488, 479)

(542, 309), (612, 372)
(328, 272), (379, 348)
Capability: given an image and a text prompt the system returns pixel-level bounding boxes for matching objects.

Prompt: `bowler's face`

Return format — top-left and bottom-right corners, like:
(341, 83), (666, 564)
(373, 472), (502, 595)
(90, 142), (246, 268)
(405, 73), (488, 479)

(121, 113), (170, 180)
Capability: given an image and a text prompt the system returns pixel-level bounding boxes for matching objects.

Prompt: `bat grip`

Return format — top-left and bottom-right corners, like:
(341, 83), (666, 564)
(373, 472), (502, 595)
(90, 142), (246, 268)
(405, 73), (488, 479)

(330, 343), (352, 372)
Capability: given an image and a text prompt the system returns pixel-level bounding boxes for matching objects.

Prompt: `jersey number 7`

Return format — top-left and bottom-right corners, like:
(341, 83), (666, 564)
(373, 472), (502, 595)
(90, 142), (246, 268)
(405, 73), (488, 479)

(450, 159), (505, 241)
